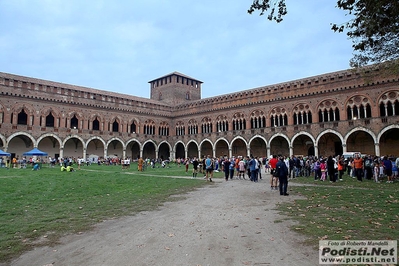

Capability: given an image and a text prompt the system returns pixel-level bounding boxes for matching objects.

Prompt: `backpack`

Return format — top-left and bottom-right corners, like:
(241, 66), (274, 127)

(273, 165), (280, 177)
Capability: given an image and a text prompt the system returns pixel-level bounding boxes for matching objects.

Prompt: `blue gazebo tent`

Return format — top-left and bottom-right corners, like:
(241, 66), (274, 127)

(0, 149), (11, 156)
(23, 148), (48, 169)
(23, 148), (48, 156)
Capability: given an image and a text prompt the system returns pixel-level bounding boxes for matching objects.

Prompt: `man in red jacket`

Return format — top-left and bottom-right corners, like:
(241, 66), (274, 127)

(269, 155), (279, 190)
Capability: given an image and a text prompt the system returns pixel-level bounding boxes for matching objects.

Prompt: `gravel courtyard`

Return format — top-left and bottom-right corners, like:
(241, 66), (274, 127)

(9, 175), (318, 266)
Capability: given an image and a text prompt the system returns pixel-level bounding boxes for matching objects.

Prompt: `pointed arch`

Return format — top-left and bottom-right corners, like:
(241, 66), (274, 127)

(378, 90), (399, 117)
(345, 95), (373, 120)
(158, 121), (169, 136)
(292, 103), (313, 125)
(216, 115), (229, 132)
(232, 111), (247, 130)
(250, 109), (266, 129)
(144, 119), (156, 135)
(188, 119), (199, 135)
(317, 99), (341, 122)
(269, 106), (288, 127)
(201, 117), (213, 134)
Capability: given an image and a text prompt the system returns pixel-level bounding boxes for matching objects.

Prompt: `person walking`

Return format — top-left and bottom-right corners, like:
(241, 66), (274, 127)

(256, 157), (262, 180)
(382, 156), (393, 183)
(192, 157), (199, 178)
(223, 157), (231, 181)
(248, 155), (257, 182)
(235, 156), (240, 178)
(392, 158), (398, 180)
(184, 158), (190, 173)
(353, 154), (364, 182)
(289, 155), (295, 179)
(313, 158), (321, 181)
(238, 158), (246, 179)
(320, 159), (327, 181)
(204, 155), (213, 182)
(327, 156), (336, 182)
(364, 155), (373, 180)
(138, 157), (144, 171)
(276, 156), (289, 196)
(253, 156), (259, 182)
(202, 156), (207, 177)
(245, 156), (251, 179)
(373, 161), (380, 183)
(229, 157), (235, 180)
(337, 156), (345, 181)
(269, 155), (278, 190)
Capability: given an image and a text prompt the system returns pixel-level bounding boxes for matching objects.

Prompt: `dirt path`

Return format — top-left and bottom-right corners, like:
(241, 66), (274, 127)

(9, 175), (318, 266)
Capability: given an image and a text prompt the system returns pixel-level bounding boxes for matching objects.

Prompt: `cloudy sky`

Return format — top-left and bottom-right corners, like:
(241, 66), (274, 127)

(0, 1), (354, 99)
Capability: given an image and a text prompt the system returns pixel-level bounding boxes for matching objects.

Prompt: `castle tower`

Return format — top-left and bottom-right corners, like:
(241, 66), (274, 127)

(149, 72), (202, 105)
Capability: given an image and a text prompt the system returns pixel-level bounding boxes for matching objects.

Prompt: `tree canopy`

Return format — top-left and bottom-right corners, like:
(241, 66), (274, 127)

(248, 0), (399, 68)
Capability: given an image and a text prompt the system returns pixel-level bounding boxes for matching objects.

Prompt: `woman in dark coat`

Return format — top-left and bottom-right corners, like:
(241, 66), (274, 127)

(327, 155), (336, 182)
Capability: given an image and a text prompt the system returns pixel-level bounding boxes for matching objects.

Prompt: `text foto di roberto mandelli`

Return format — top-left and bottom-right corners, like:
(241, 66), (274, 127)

(326, 240), (393, 246)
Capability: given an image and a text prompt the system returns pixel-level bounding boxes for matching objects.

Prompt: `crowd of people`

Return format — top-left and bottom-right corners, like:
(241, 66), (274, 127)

(177, 153), (399, 196)
(0, 156), (44, 170)
(56, 156), (174, 171)
(3, 153), (398, 187)
(180, 154), (289, 195)
(0, 156), (44, 169)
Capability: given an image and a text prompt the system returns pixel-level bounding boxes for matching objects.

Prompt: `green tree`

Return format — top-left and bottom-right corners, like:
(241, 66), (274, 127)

(248, 0), (399, 68)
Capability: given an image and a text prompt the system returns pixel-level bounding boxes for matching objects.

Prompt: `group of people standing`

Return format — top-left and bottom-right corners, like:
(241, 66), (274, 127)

(311, 153), (399, 184)
(312, 155), (342, 182)
(183, 152), (398, 197)
(347, 154), (398, 183)
(186, 154), (290, 196)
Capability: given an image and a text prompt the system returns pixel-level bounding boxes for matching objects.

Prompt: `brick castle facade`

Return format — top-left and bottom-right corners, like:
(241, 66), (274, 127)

(0, 66), (398, 161)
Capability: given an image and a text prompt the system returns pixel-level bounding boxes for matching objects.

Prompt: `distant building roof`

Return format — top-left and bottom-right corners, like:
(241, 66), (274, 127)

(148, 71), (203, 83)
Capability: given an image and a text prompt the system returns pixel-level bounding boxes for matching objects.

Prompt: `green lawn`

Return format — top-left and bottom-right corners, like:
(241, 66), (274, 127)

(1, 164), (398, 263)
(280, 174), (399, 248)
(0, 163), (216, 263)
